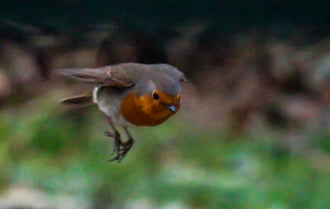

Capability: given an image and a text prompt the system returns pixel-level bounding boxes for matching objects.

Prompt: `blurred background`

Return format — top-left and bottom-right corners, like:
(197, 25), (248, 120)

(0, 1), (329, 209)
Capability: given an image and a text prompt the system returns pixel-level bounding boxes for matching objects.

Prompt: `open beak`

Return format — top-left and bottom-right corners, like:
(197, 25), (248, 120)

(167, 104), (177, 113)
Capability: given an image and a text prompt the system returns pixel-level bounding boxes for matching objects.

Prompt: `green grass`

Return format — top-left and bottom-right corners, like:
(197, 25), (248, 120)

(0, 96), (329, 209)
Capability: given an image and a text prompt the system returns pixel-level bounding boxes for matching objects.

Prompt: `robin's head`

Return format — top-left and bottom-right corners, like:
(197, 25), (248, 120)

(136, 74), (182, 114)
(120, 72), (185, 126)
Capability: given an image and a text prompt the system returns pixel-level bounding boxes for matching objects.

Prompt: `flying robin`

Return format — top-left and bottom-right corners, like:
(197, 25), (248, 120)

(58, 63), (187, 162)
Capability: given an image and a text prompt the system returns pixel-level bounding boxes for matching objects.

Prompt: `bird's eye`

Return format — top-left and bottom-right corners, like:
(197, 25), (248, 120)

(152, 92), (160, 100)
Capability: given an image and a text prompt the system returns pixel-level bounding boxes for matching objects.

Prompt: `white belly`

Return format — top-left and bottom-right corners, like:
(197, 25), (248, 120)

(94, 86), (129, 126)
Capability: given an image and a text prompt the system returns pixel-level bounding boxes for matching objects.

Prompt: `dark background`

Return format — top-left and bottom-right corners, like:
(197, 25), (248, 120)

(0, 0), (329, 35)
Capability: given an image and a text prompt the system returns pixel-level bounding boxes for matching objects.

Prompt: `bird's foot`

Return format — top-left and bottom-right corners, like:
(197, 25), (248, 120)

(104, 131), (134, 162)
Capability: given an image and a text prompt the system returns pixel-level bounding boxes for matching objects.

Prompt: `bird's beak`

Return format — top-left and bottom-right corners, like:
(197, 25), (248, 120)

(167, 104), (177, 113)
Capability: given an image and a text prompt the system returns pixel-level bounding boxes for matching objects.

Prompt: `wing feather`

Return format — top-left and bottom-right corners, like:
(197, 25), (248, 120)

(57, 63), (186, 87)
(57, 64), (142, 87)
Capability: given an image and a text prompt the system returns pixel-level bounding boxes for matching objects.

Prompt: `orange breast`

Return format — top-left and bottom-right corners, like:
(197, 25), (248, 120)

(120, 92), (178, 126)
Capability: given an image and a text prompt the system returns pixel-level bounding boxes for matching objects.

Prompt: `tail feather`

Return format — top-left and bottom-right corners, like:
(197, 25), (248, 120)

(60, 93), (93, 106)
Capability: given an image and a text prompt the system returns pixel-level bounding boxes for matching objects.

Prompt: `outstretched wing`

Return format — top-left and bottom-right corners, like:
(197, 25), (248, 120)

(57, 63), (149, 87)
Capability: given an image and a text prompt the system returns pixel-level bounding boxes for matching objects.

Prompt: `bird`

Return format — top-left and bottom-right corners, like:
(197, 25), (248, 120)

(58, 63), (187, 162)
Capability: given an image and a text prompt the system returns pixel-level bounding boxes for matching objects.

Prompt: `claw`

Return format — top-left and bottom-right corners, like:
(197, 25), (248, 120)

(104, 131), (113, 137)
(108, 138), (134, 162)
(109, 155), (119, 162)
(105, 130), (122, 156)
(105, 117), (134, 162)
(109, 154), (123, 163)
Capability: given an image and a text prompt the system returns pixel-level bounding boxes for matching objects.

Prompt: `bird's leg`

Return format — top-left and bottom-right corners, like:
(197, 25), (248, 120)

(105, 117), (134, 162)
(105, 130), (121, 156)
(120, 126), (134, 158)
(105, 117), (122, 160)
